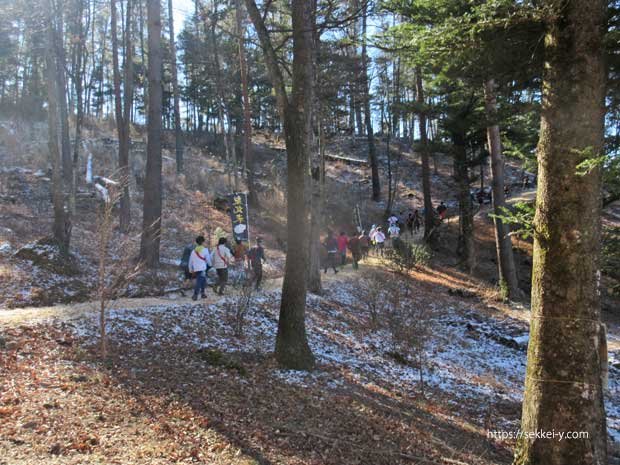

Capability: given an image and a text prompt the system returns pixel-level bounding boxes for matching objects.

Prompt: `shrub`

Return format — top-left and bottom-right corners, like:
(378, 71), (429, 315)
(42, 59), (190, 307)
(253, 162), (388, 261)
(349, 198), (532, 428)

(385, 238), (431, 274)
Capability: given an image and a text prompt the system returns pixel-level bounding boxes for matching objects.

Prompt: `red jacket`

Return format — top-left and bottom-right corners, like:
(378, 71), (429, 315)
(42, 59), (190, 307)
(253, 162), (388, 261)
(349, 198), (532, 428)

(337, 235), (349, 252)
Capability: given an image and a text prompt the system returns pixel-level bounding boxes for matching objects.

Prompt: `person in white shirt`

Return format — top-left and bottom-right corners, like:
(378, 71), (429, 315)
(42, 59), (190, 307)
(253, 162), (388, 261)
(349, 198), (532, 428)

(212, 237), (234, 295)
(188, 236), (212, 301)
(388, 214), (398, 226)
(388, 224), (400, 238)
(372, 227), (386, 256)
(388, 223), (401, 249)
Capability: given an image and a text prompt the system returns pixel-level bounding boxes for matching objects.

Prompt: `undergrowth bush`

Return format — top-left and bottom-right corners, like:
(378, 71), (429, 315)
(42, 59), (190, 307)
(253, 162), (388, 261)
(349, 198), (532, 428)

(385, 238), (431, 274)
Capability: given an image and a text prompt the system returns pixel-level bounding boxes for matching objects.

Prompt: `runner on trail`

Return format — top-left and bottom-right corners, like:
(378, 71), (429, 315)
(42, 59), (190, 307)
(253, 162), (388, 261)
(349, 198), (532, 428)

(248, 237), (266, 290)
(437, 201), (447, 221)
(337, 231), (349, 266)
(359, 230), (371, 259)
(212, 237), (234, 295)
(323, 231), (339, 274)
(348, 232), (361, 270)
(188, 235), (212, 301)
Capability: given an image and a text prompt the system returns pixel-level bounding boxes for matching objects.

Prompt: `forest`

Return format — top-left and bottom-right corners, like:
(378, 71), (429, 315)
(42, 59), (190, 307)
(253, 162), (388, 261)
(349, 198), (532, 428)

(0, 0), (619, 464)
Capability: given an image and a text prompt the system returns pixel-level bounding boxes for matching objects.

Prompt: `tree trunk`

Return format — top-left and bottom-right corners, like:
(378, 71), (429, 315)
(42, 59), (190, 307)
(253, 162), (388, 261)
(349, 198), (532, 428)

(111, 0), (132, 232)
(416, 68), (434, 242)
(70, 0), (86, 217)
(52, 10), (73, 189)
(361, 8), (380, 201)
(245, 0), (315, 370)
(307, 0), (322, 296)
(513, 1), (607, 464)
(483, 79), (520, 300)
(139, 0), (163, 268)
(121, 0), (134, 232)
(44, 0), (71, 255)
(167, 0), (183, 174)
(453, 130), (475, 273)
(208, 3), (234, 190)
(235, 0), (258, 206)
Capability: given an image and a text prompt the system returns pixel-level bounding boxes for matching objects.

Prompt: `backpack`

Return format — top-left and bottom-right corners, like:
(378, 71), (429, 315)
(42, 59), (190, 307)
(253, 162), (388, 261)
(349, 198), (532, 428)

(180, 245), (193, 271)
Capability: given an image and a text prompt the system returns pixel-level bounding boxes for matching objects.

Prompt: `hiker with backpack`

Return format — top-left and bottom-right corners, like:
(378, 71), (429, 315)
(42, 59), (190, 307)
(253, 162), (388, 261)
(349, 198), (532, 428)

(233, 238), (249, 282)
(359, 230), (370, 259)
(212, 237), (234, 295)
(180, 242), (195, 294)
(248, 237), (266, 290)
(348, 232), (362, 270)
(188, 235), (212, 301)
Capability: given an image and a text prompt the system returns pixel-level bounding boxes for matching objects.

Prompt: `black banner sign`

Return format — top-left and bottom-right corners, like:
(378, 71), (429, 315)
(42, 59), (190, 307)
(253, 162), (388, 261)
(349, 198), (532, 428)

(228, 192), (249, 242)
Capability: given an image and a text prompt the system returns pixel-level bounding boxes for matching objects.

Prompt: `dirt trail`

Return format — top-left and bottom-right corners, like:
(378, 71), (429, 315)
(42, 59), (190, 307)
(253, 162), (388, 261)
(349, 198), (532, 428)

(0, 265), (363, 328)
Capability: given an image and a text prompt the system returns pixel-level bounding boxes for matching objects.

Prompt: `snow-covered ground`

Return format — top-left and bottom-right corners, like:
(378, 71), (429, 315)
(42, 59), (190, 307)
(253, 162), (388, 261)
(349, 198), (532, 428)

(68, 278), (620, 443)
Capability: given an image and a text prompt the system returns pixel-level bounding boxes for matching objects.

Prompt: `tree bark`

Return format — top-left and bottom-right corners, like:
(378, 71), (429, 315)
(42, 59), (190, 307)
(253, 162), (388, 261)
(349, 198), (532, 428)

(52, 7), (73, 189)
(513, 0), (607, 463)
(121, 0), (134, 232)
(71, 0), (86, 217)
(208, 1), (234, 190)
(44, 0), (72, 255)
(167, 0), (183, 174)
(139, 0), (163, 268)
(245, 0), (315, 370)
(416, 68), (433, 242)
(361, 7), (380, 202)
(453, 130), (475, 273)
(235, 0), (258, 206)
(111, 0), (133, 232)
(483, 79), (521, 300)
(307, 0), (322, 295)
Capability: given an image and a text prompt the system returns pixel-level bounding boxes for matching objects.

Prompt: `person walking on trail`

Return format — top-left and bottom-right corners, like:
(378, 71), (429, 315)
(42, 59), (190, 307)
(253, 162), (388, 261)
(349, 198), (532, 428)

(337, 231), (349, 266)
(233, 238), (249, 282)
(359, 230), (370, 259)
(413, 209), (421, 234)
(406, 213), (414, 236)
(388, 222), (400, 247)
(388, 214), (398, 227)
(348, 232), (362, 270)
(323, 231), (339, 274)
(371, 227), (386, 256)
(180, 242), (195, 294)
(212, 237), (234, 295)
(248, 237), (266, 290)
(188, 236), (212, 301)
(437, 201), (447, 221)
(368, 224), (376, 252)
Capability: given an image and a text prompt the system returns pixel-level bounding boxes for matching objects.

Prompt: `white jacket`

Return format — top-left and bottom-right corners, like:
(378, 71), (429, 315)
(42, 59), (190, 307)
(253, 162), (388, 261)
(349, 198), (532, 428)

(188, 247), (211, 273)
(212, 244), (233, 269)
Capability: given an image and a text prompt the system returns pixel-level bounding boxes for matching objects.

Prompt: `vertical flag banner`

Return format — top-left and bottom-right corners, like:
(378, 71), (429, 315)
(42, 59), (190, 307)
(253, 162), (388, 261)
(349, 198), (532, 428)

(228, 192), (249, 242)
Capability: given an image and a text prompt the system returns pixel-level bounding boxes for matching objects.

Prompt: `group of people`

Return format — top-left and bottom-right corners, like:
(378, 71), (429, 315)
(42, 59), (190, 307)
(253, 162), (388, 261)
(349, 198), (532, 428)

(323, 230), (369, 273)
(182, 234), (266, 301)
